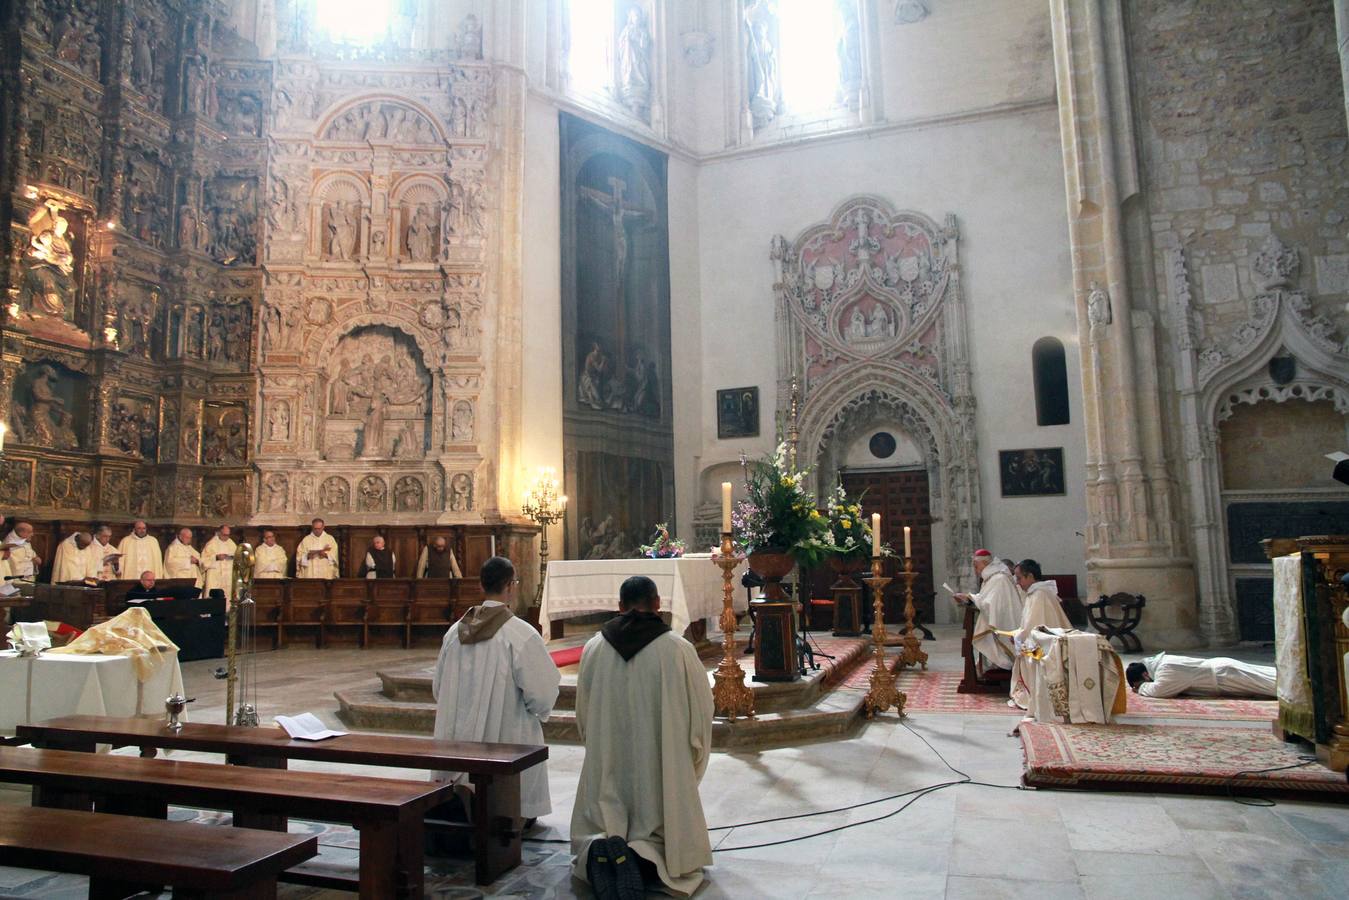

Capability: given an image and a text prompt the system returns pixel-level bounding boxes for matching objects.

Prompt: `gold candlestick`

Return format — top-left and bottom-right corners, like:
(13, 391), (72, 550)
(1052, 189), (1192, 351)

(896, 556), (929, 670)
(711, 532), (755, 721)
(863, 556), (905, 718)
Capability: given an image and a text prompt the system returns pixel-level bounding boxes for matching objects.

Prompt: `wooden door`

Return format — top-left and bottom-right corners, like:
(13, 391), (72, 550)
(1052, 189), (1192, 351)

(841, 468), (934, 624)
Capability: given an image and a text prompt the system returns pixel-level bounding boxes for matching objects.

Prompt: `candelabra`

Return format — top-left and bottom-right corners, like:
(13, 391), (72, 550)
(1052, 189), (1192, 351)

(863, 557), (906, 718)
(712, 532), (755, 721)
(521, 468), (567, 606)
(896, 556), (929, 670)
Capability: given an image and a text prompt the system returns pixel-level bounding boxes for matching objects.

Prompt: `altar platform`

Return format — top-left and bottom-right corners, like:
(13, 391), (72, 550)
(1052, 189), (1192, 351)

(335, 629), (891, 750)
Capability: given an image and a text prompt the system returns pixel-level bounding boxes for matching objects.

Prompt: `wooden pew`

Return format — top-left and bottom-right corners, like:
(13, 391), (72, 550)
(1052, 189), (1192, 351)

(0, 805), (317, 899)
(0, 745), (451, 898)
(18, 715), (549, 886)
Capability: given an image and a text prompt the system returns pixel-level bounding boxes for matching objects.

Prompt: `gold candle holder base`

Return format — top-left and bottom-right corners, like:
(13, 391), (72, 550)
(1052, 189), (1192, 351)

(863, 557), (906, 718)
(896, 556), (929, 671)
(712, 533), (754, 721)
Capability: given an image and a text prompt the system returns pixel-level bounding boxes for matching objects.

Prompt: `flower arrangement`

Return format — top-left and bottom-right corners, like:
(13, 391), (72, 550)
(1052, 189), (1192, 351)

(814, 483), (879, 562)
(732, 442), (830, 567)
(639, 523), (686, 559)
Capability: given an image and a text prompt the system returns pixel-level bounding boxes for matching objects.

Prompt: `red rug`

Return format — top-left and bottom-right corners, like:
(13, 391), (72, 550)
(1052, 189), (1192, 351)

(837, 665), (1278, 721)
(1020, 722), (1349, 798)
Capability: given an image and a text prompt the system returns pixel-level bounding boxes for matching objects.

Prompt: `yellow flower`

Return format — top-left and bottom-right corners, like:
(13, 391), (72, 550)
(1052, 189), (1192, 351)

(811, 510), (822, 519)
(780, 477), (793, 487)
(841, 520), (851, 529)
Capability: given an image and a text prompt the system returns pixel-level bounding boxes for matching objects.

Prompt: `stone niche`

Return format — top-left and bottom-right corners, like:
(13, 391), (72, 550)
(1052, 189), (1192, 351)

(323, 325), (431, 461)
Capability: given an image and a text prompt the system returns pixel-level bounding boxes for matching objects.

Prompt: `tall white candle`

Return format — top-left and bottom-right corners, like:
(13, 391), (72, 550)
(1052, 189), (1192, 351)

(0, 422), (6, 453)
(490, 535), (496, 558)
(721, 482), (733, 533)
(904, 525), (912, 558)
(871, 514), (881, 557)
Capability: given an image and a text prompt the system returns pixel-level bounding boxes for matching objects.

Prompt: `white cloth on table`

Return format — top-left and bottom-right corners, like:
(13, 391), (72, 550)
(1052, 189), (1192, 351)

(1136, 652), (1276, 699)
(254, 543), (288, 579)
(117, 533), (164, 580)
(1024, 627), (1124, 725)
(431, 600), (559, 818)
(967, 561), (1022, 670)
(164, 539), (203, 587)
(570, 629), (714, 897)
(540, 556), (739, 636)
(201, 537), (237, 601)
(0, 650), (185, 735)
(296, 533), (339, 579)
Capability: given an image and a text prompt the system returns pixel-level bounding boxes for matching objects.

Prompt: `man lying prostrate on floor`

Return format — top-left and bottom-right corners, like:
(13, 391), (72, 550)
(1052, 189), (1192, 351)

(572, 575), (715, 900)
(431, 556), (560, 825)
(1126, 653), (1277, 699)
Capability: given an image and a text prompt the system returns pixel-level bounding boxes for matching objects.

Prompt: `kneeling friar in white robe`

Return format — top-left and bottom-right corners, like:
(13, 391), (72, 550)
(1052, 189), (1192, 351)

(1009, 559), (1073, 709)
(953, 550), (1023, 671)
(1128, 653), (1276, 699)
(572, 575), (714, 898)
(431, 556), (559, 819)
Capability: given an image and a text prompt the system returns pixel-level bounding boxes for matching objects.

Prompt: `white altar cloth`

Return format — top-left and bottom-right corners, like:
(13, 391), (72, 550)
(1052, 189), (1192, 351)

(0, 650), (185, 735)
(539, 556), (746, 636)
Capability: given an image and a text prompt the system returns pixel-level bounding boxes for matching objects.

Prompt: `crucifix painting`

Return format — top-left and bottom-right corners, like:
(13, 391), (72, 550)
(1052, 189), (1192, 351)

(560, 113), (674, 559)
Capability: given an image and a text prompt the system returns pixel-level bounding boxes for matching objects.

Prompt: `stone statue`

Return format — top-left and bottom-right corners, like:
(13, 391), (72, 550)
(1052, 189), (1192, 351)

(405, 203), (437, 262)
(178, 205), (199, 250)
(451, 400), (474, 442)
(358, 475), (386, 511)
(1086, 280), (1112, 336)
(263, 473), (289, 512)
(359, 387), (389, 457)
(319, 476), (349, 511)
(744, 0), (780, 129)
(616, 6), (652, 120)
(866, 305), (893, 339)
(836, 0), (862, 106)
(394, 476), (423, 511)
(449, 473), (472, 512)
(846, 308), (867, 341)
(19, 364), (79, 450)
(132, 25), (155, 90)
(268, 400), (290, 441)
(22, 201), (76, 318)
(326, 201), (357, 260)
(458, 14), (483, 60)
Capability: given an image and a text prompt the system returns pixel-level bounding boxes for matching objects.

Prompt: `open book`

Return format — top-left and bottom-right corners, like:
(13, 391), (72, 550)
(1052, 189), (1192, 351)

(275, 713), (347, 741)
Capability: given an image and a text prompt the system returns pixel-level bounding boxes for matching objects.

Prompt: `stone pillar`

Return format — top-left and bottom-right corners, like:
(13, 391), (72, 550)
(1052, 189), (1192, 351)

(1050, 0), (1200, 648)
(1337, 2), (1349, 137)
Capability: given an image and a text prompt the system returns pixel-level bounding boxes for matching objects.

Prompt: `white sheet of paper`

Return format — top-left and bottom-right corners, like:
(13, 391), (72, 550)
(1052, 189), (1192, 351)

(275, 712), (347, 741)
(941, 582), (958, 595)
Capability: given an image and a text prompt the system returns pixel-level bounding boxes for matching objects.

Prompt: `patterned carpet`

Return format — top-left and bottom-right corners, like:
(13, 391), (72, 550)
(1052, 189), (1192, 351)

(1019, 722), (1349, 798)
(837, 659), (1279, 721)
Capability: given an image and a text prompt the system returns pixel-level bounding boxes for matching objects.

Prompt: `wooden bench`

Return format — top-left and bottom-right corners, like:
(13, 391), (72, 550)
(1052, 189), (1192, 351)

(0, 805), (317, 899)
(18, 715), (548, 886)
(0, 745), (451, 898)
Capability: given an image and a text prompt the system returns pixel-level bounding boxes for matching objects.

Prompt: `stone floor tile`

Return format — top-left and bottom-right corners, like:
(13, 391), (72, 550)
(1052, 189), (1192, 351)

(946, 874), (1086, 899)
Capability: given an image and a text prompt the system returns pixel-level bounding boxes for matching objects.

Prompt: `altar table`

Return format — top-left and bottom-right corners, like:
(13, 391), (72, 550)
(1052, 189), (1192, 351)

(539, 556), (746, 636)
(0, 651), (185, 736)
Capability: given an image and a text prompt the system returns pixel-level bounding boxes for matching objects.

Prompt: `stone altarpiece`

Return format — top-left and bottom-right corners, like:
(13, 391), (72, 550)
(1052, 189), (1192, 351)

(770, 196), (983, 584)
(1, 1), (508, 527)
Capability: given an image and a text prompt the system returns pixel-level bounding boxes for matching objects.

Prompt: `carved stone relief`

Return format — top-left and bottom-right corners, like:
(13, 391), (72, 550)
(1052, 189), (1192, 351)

(100, 468), (131, 512)
(322, 326), (430, 460)
(357, 475), (387, 512)
(319, 475), (350, 511)
(449, 472), (473, 512)
(393, 475), (424, 511)
(108, 393), (159, 460)
(11, 361), (85, 451)
(203, 403), (248, 466)
(34, 462), (93, 510)
(0, 460), (34, 508)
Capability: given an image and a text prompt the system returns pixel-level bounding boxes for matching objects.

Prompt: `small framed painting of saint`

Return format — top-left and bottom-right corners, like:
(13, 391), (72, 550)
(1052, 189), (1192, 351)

(717, 387), (759, 439)
(999, 447), (1066, 497)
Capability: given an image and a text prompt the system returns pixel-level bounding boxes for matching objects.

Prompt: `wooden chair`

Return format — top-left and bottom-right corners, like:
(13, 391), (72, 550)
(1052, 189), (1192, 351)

(1046, 573), (1087, 628)
(324, 581), (367, 647)
(1086, 592), (1146, 652)
(281, 581), (326, 648)
(366, 580), (413, 648)
(249, 579), (285, 650)
(956, 604), (1012, 694)
(408, 580), (455, 647)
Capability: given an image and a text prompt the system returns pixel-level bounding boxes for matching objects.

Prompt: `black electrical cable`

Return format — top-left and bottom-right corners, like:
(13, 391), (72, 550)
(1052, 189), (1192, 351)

(1225, 755), (1318, 807)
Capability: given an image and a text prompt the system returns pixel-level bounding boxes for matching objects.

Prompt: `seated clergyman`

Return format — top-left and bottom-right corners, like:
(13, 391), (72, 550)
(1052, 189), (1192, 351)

(1127, 653), (1277, 699)
(952, 549), (1022, 671)
(124, 570), (161, 601)
(360, 535), (396, 579)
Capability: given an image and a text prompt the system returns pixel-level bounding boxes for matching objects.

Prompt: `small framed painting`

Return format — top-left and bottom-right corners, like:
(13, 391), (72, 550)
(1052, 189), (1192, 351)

(717, 387), (759, 439)
(999, 447), (1066, 497)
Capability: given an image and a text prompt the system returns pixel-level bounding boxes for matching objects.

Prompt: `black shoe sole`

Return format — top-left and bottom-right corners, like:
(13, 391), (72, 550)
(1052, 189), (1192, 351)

(607, 835), (646, 900)
(586, 838), (619, 900)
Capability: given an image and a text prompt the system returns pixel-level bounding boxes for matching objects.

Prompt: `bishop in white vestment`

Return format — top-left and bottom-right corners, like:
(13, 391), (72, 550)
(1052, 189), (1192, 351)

(953, 550), (1022, 671)
(431, 557), (559, 819)
(571, 576), (714, 898)
(164, 528), (203, 588)
(201, 526), (238, 601)
(51, 532), (95, 583)
(1009, 559), (1073, 710)
(1129, 653), (1277, 699)
(296, 519), (339, 579)
(254, 531), (288, 579)
(117, 522), (164, 580)
(2, 523), (41, 579)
